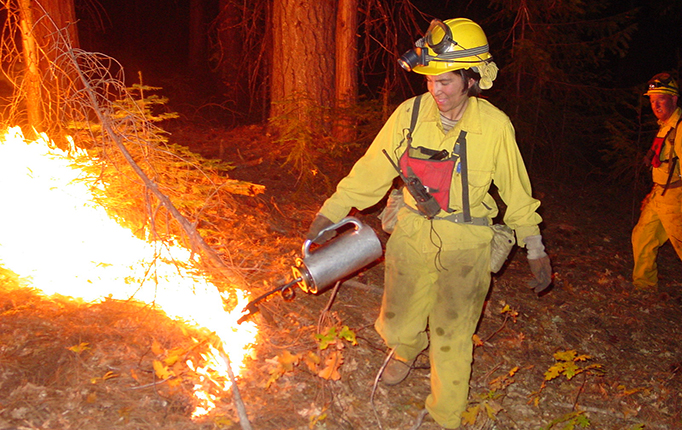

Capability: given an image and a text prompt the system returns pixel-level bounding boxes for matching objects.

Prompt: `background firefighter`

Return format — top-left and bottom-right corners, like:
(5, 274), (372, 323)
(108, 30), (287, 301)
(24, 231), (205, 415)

(306, 18), (551, 428)
(632, 73), (682, 291)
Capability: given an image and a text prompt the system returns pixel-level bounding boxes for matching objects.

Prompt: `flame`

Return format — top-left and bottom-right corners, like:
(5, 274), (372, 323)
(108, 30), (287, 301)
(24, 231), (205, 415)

(0, 126), (257, 417)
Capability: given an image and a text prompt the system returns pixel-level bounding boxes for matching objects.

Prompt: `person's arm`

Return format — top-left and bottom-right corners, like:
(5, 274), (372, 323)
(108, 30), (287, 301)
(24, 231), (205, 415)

(492, 121), (542, 244)
(493, 121), (552, 293)
(317, 102), (411, 223)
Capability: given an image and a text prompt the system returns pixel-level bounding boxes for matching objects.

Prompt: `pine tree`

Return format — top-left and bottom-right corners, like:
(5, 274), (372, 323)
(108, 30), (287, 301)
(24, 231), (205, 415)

(483, 0), (638, 181)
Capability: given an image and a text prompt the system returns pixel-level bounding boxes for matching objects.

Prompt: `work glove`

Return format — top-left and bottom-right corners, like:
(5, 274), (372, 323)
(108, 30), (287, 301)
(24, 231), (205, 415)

(306, 214), (335, 244)
(525, 235), (552, 294)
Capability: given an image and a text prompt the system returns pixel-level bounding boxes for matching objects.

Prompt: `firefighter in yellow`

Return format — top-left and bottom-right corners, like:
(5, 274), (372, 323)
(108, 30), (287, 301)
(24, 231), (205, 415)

(306, 18), (551, 428)
(632, 73), (682, 291)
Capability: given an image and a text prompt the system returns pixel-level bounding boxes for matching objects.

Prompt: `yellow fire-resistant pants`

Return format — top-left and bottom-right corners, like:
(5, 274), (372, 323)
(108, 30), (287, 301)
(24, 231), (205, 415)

(375, 216), (492, 429)
(632, 185), (682, 289)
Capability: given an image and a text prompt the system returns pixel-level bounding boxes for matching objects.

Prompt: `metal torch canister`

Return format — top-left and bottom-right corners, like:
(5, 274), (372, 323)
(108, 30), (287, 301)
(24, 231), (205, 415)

(292, 217), (382, 294)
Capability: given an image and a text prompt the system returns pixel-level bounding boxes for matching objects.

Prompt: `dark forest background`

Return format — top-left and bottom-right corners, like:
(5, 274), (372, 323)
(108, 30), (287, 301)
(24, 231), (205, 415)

(72, 0), (682, 191)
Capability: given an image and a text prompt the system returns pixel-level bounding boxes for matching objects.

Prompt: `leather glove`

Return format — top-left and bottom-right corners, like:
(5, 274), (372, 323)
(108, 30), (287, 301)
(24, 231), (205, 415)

(306, 214), (335, 244)
(528, 255), (552, 293)
(525, 235), (552, 293)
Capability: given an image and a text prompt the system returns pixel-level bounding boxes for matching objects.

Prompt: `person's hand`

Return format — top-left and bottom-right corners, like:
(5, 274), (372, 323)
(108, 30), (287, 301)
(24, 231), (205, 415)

(528, 255), (552, 293)
(524, 235), (552, 294)
(306, 214), (335, 244)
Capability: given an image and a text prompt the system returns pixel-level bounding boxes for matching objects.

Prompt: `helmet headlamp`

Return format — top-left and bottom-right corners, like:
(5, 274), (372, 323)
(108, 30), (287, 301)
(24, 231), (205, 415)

(398, 47), (427, 72)
(398, 19), (458, 72)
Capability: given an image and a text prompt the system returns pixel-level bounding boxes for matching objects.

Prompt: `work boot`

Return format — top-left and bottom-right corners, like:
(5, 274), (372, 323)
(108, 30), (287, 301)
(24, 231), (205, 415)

(381, 356), (414, 386)
(632, 281), (658, 295)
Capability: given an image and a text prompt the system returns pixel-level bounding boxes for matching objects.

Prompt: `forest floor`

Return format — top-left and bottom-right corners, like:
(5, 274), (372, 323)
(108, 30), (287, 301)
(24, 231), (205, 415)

(1, 117), (681, 430)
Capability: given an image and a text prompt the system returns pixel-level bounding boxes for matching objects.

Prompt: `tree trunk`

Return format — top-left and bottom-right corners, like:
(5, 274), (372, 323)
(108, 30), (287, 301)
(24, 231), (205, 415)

(188, 0), (207, 73)
(35, 0), (79, 49)
(270, 0), (335, 129)
(216, 0), (248, 111)
(18, 0), (43, 129)
(333, 0), (358, 143)
(17, 0), (79, 131)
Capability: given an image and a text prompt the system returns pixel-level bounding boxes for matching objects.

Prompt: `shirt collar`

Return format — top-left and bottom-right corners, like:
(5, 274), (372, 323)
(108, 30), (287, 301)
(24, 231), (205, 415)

(661, 107), (682, 128)
(422, 94), (483, 134)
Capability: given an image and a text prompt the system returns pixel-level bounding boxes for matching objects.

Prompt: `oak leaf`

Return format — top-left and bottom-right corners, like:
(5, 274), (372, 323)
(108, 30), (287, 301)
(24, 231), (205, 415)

(303, 351), (321, 373)
(318, 351), (343, 380)
(151, 339), (165, 356)
(153, 360), (173, 380)
(461, 404), (480, 425)
(265, 350), (300, 389)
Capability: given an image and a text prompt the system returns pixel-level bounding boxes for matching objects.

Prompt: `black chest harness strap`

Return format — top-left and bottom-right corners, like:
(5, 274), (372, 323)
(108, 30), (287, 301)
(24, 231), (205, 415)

(401, 95), (484, 224)
(662, 117), (682, 196)
(456, 130), (471, 222)
(406, 95), (422, 145)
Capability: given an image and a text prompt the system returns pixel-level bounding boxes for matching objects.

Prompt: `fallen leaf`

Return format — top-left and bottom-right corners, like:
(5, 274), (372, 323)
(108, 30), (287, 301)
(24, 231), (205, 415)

(153, 359), (173, 380)
(472, 334), (483, 347)
(461, 404), (480, 425)
(151, 339), (164, 356)
(67, 342), (90, 353)
(318, 351), (343, 380)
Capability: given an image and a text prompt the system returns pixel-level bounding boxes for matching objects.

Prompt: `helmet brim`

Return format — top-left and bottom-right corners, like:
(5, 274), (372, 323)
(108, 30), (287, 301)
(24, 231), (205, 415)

(644, 89), (679, 97)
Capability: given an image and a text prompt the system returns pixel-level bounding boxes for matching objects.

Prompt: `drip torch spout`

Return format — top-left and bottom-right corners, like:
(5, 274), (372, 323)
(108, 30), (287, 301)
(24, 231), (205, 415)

(237, 277), (302, 324)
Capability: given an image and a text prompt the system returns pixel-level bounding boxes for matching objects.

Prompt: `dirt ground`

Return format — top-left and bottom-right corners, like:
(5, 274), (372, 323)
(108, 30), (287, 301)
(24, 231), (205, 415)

(1, 119), (681, 430)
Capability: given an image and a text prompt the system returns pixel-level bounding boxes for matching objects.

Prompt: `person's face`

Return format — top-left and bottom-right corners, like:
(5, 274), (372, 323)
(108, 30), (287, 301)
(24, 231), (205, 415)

(649, 93), (678, 122)
(426, 72), (474, 120)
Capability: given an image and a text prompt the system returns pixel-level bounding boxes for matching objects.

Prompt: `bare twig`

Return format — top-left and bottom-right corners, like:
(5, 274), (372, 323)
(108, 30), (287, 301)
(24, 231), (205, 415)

(482, 312), (511, 344)
(572, 371), (588, 410)
(407, 408), (429, 430)
(370, 347), (397, 430)
(129, 377), (174, 390)
(219, 347), (254, 430)
(317, 280), (341, 331)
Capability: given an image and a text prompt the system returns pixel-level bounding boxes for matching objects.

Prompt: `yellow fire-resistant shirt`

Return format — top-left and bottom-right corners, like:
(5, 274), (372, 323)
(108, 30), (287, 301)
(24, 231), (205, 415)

(651, 106), (682, 186)
(319, 93), (542, 247)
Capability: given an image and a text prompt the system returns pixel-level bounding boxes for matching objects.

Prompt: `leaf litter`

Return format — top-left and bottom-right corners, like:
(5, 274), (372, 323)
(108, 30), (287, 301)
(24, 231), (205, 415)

(0, 122), (681, 430)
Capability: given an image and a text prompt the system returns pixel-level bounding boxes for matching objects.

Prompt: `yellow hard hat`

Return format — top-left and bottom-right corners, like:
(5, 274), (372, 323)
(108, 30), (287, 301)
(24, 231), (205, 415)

(644, 73), (679, 97)
(398, 18), (493, 76)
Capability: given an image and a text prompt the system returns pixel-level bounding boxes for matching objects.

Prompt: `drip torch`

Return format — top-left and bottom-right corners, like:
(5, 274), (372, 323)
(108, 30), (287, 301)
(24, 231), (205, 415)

(238, 217), (382, 324)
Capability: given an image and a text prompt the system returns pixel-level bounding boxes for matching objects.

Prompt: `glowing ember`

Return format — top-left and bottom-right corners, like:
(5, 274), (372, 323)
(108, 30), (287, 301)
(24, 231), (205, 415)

(0, 126), (257, 417)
